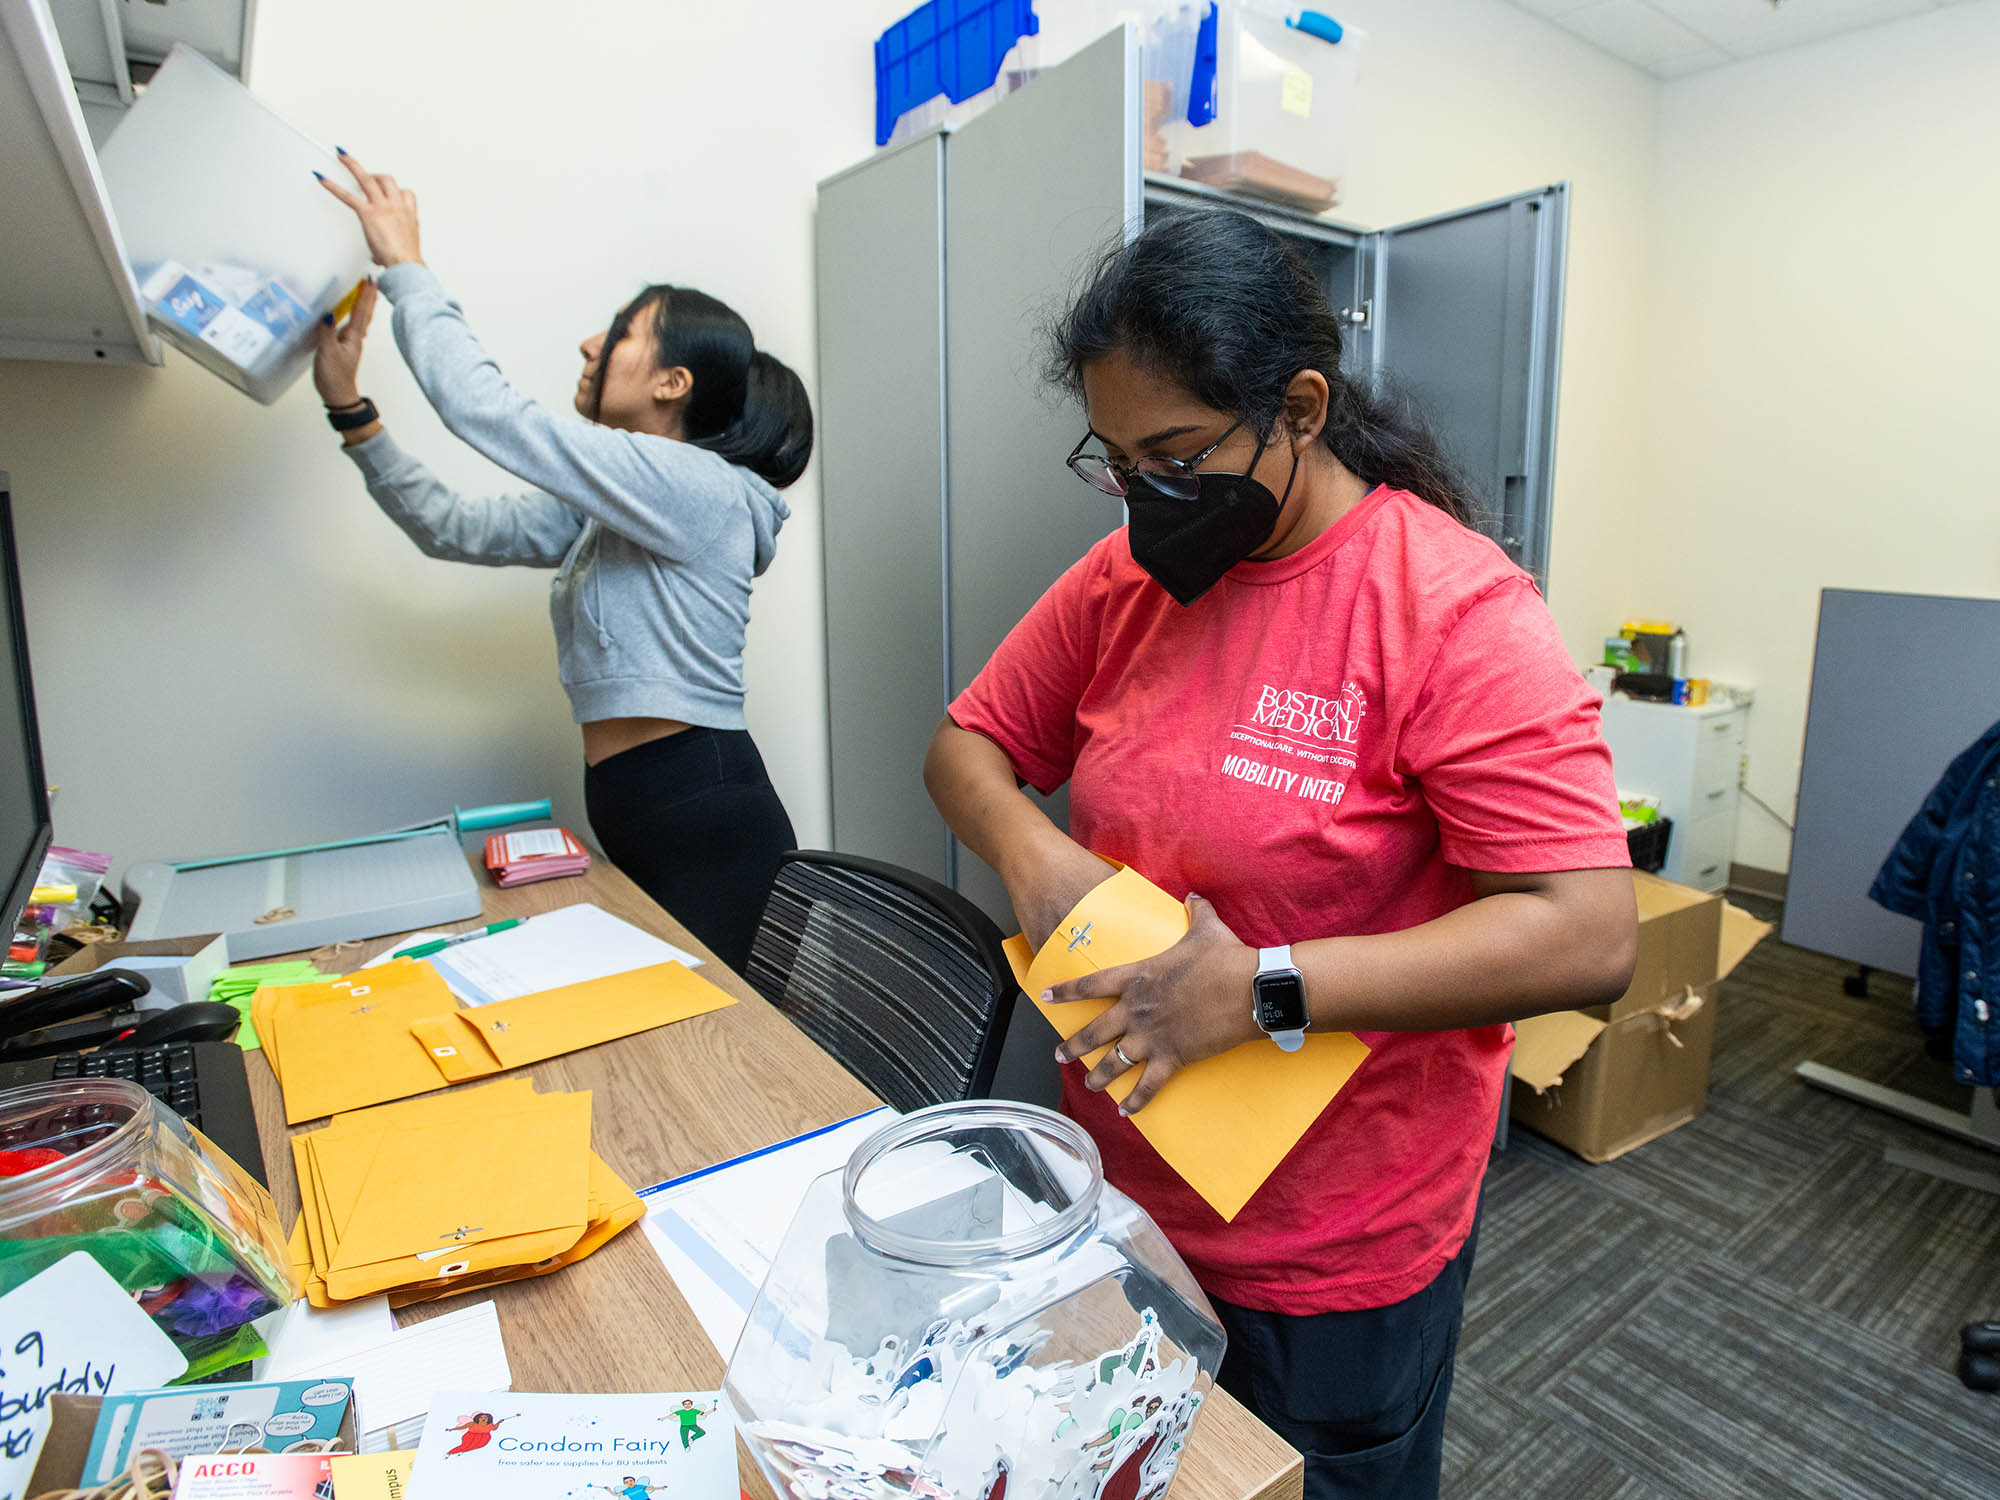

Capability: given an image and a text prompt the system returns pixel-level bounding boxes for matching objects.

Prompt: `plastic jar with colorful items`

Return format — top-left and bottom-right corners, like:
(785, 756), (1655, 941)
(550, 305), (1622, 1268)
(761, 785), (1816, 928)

(0, 1079), (294, 1379)
(725, 1101), (1226, 1500)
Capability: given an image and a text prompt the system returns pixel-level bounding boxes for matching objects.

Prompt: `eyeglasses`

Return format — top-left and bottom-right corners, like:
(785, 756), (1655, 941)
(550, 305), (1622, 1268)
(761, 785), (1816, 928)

(1066, 420), (1245, 501)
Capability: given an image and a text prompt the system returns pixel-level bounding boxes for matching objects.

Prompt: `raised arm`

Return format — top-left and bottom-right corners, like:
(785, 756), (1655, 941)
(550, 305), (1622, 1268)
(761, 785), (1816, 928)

(316, 149), (746, 560)
(379, 261), (742, 560)
(316, 280), (585, 567)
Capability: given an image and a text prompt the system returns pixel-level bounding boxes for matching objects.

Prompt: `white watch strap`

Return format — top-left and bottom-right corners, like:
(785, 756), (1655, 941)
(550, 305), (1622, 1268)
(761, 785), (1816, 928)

(1254, 945), (1306, 1050)
(1258, 944), (1293, 973)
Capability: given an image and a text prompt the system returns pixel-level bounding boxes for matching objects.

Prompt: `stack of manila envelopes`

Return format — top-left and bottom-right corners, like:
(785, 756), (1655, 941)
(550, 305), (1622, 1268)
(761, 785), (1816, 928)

(255, 956), (736, 1123)
(288, 1078), (641, 1307)
(1006, 864), (1373, 1223)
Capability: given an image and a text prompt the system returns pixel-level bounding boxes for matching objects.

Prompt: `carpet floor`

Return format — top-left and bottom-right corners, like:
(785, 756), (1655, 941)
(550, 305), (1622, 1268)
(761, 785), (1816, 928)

(1444, 895), (2000, 1499)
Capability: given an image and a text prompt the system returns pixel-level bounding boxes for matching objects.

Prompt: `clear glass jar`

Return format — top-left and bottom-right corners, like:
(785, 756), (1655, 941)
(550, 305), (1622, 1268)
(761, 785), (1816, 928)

(0, 1078), (294, 1379)
(726, 1102), (1226, 1500)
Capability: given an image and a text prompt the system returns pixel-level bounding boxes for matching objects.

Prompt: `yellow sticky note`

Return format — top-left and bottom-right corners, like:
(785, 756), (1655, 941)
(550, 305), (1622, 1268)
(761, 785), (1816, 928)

(1011, 865), (1370, 1222)
(329, 1451), (414, 1500)
(1280, 65), (1313, 118)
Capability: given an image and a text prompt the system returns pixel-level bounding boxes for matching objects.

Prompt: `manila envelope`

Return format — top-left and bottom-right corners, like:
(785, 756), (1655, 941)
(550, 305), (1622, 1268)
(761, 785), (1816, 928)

(387, 1149), (644, 1309)
(266, 962), (466, 1123)
(408, 961), (736, 1081)
(291, 1080), (543, 1299)
(298, 1090), (594, 1302)
(1008, 863), (1372, 1223)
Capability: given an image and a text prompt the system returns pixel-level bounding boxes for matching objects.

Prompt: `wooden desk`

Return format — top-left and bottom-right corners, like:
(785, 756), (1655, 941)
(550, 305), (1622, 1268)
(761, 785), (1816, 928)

(248, 856), (1301, 1500)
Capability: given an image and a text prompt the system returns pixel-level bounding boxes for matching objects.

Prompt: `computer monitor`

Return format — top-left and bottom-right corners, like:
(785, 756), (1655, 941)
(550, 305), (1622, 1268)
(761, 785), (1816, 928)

(0, 475), (54, 942)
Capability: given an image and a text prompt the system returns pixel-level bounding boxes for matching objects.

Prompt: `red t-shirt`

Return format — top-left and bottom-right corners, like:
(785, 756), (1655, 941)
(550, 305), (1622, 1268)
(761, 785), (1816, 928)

(948, 485), (1628, 1314)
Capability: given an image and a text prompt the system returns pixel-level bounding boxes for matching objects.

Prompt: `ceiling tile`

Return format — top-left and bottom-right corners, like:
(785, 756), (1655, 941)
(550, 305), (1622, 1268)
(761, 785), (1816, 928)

(1650, 43), (1733, 73)
(1716, 0), (1935, 53)
(1559, 0), (1714, 62)
(1506, 0), (1605, 16)
(1649, 0), (1941, 52)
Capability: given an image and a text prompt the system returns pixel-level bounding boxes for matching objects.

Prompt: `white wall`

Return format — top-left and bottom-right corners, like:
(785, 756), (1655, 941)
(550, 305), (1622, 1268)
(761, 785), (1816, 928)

(0, 0), (1664, 884)
(1637, 0), (2000, 871)
(1323, 0), (1662, 677)
(0, 0), (915, 870)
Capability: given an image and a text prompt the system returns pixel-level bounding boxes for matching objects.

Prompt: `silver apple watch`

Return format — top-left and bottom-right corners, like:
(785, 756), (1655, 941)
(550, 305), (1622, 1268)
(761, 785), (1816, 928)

(1252, 945), (1308, 1052)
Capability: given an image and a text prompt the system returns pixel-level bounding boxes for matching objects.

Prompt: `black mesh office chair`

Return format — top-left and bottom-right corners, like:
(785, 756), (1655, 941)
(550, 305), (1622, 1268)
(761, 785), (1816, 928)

(744, 851), (1017, 1114)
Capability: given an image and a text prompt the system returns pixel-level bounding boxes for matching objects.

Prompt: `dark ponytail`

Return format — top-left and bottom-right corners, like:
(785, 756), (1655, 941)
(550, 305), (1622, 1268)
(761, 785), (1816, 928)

(592, 285), (814, 489)
(1047, 209), (1479, 526)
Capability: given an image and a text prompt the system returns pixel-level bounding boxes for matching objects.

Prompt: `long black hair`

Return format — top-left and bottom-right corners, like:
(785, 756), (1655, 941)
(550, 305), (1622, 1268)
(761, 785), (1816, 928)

(1048, 209), (1478, 526)
(592, 285), (814, 489)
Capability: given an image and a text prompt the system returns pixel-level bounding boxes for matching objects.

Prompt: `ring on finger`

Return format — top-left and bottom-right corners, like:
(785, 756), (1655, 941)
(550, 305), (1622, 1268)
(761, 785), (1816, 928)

(1113, 1041), (1136, 1069)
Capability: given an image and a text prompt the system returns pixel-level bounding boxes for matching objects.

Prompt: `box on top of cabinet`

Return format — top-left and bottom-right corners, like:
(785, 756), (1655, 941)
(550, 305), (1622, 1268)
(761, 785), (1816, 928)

(1509, 871), (1771, 1162)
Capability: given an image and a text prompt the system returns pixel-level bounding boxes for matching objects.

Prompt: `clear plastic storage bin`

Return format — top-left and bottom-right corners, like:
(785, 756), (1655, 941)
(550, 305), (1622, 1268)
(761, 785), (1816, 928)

(1173, 4), (1363, 211)
(0, 1078), (294, 1380)
(1035, 3), (1207, 170)
(725, 1102), (1226, 1500)
(96, 45), (373, 404)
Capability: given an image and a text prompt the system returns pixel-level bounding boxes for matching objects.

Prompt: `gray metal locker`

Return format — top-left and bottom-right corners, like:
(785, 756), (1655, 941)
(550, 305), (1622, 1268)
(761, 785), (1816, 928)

(816, 25), (1570, 917)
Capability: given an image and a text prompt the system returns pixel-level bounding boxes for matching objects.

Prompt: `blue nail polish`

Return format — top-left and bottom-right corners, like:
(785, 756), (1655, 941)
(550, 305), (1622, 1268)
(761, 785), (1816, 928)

(313, 171), (326, 181)
(319, 313), (334, 327)
(336, 146), (349, 155)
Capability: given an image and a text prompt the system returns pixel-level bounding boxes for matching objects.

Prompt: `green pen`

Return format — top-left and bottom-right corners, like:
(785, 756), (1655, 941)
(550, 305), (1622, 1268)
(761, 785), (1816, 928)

(1, 959), (46, 979)
(393, 918), (523, 961)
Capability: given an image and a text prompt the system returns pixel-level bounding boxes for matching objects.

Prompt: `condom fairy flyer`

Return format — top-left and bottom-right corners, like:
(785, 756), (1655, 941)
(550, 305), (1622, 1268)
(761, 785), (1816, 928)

(413, 1393), (734, 1500)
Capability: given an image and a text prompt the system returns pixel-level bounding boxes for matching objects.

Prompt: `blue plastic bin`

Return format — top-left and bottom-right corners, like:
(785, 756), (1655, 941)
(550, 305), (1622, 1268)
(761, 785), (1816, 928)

(875, 0), (1042, 146)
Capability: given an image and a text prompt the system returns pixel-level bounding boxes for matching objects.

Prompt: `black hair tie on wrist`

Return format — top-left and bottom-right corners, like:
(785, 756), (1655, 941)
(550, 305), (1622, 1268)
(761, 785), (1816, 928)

(327, 397), (379, 432)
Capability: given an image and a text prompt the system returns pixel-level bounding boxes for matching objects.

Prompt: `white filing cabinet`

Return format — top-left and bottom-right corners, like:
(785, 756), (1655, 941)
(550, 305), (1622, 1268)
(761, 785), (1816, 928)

(1599, 696), (1750, 892)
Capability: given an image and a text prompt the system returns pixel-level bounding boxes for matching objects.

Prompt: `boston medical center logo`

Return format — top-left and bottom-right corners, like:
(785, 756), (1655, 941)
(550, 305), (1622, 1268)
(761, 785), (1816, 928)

(1221, 680), (1367, 805)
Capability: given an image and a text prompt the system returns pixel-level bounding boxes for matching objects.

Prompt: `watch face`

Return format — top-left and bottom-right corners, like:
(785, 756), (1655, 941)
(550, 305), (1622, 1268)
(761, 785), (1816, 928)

(1253, 971), (1309, 1033)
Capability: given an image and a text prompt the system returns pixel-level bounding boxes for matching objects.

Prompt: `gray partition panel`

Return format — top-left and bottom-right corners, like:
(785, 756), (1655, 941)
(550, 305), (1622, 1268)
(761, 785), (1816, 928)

(1783, 588), (2000, 975)
(817, 136), (951, 881)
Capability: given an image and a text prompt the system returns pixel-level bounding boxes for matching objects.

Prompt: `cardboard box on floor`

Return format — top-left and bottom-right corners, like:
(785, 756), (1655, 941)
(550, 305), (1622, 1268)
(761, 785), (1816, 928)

(1509, 872), (1771, 1163)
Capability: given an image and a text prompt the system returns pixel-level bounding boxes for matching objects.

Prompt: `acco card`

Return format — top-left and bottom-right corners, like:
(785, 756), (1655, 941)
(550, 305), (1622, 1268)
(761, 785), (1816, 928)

(414, 1392), (734, 1500)
(170, 1454), (332, 1500)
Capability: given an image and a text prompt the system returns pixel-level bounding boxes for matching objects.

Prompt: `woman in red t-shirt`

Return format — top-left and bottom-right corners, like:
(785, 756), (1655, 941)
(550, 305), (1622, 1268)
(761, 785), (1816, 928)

(925, 211), (1637, 1500)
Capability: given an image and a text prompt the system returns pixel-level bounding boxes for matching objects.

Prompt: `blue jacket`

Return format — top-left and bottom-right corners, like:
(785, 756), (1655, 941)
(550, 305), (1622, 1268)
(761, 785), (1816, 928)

(1869, 719), (2000, 1086)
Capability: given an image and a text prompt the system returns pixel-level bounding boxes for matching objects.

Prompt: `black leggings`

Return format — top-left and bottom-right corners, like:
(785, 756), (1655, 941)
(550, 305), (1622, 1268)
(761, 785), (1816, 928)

(583, 728), (796, 974)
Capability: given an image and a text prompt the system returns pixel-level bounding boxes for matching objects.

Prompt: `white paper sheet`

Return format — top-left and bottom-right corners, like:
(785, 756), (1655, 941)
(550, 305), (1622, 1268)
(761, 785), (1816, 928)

(639, 1109), (896, 1361)
(0, 1252), (188, 1500)
(251, 1295), (396, 1383)
(325, 1301), (512, 1449)
(363, 904), (703, 1006)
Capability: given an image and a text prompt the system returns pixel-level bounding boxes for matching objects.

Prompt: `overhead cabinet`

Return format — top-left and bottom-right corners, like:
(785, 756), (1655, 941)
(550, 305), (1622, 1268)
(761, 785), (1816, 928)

(818, 25), (1569, 920)
(1, 0), (256, 365)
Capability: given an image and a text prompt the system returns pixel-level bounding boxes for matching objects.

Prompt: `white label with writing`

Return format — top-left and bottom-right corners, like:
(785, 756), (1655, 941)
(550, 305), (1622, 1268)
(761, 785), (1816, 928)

(501, 829), (571, 861)
(0, 1252), (188, 1500)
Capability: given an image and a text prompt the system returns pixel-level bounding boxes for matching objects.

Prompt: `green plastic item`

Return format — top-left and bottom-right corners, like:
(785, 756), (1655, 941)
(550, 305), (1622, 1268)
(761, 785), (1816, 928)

(207, 960), (325, 1050)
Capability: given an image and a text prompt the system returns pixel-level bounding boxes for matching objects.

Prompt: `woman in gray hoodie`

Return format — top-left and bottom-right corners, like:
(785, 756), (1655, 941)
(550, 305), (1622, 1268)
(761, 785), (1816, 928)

(313, 152), (809, 971)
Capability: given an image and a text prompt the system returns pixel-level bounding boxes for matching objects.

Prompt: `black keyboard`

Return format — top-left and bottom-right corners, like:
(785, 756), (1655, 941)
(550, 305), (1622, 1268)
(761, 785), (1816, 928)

(0, 1041), (268, 1186)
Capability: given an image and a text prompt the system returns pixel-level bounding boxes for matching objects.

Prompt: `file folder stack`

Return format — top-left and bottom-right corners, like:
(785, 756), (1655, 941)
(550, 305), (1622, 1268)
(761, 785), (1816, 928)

(253, 956), (738, 1124)
(288, 1078), (642, 1307)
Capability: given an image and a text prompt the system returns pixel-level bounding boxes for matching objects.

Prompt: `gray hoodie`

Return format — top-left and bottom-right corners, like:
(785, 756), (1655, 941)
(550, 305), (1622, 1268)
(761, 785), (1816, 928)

(343, 262), (789, 728)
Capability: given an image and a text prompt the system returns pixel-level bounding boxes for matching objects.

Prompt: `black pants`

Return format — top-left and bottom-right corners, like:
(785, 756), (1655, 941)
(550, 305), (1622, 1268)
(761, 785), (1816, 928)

(1211, 1214), (1480, 1500)
(583, 728), (796, 974)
